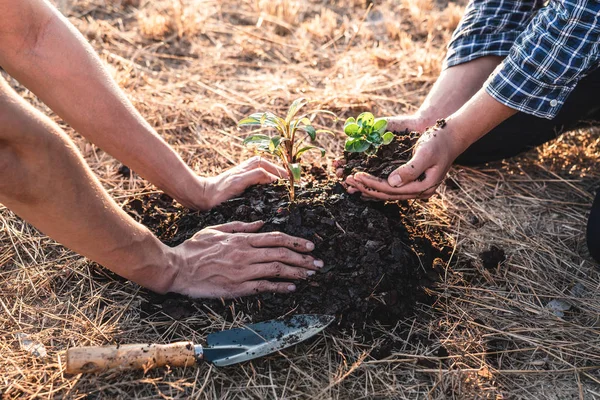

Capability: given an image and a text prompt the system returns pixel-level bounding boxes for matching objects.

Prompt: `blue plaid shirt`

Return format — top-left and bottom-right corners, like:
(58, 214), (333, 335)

(445, 0), (600, 119)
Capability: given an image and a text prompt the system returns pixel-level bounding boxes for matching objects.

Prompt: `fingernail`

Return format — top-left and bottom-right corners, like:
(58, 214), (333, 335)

(389, 174), (402, 187)
(307, 271), (316, 277)
(314, 260), (324, 268)
(306, 242), (315, 251)
(288, 284), (296, 292)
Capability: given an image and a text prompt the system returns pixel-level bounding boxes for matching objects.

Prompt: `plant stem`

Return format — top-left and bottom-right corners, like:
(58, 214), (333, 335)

(285, 163), (295, 201)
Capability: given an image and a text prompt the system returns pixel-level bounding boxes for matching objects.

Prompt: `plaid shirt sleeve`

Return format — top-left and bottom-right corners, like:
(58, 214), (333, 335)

(445, 0), (545, 67)
(445, 0), (600, 119)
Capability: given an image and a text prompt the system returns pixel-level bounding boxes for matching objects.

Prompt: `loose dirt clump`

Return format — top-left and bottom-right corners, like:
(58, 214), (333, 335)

(342, 130), (418, 179)
(129, 166), (451, 334)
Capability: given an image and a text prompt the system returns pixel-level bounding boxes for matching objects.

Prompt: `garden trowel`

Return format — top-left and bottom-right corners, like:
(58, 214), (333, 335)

(66, 314), (334, 374)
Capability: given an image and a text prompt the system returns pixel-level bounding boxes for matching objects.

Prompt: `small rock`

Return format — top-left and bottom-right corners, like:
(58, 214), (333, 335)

(117, 164), (132, 177)
(546, 299), (571, 318)
(365, 240), (383, 251)
(16, 333), (47, 358)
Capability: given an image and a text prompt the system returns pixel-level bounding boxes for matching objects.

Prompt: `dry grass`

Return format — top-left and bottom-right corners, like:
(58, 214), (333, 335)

(1, 0), (600, 398)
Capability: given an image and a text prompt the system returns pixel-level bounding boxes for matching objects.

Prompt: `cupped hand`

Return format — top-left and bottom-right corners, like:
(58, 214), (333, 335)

(167, 221), (323, 298)
(345, 123), (464, 201)
(334, 114), (427, 178)
(195, 156), (287, 211)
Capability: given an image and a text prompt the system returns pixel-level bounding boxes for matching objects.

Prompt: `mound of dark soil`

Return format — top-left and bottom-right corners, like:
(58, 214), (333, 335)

(128, 135), (451, 335)
(129, 183), (449, 333)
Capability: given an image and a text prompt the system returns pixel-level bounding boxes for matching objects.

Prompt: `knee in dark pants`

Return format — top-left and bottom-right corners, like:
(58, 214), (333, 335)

(587, 190), (600, 263)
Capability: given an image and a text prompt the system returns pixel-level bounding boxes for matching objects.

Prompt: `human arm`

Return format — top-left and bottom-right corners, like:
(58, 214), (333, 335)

(0, 0), (278, 211)
(0, 79), (321, 298)
(346, 87), (517, 200)
(385, 0), (544, 133)
(349, 0), (600, 198)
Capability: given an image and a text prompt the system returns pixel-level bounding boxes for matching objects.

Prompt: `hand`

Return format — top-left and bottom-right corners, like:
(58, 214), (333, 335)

(191, 156), (288, 211)
(166, 221), (323, 298)
(334, 114), (427, 178)
(345, 123), (464, 201)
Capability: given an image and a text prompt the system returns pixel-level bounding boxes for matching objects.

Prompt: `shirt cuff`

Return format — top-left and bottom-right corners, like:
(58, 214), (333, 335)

(486, 57), (575, 120)
(444, 32), (519, 70)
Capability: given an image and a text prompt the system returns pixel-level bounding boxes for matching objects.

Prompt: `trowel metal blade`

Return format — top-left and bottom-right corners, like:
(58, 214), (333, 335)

(203, 314), (334, 366)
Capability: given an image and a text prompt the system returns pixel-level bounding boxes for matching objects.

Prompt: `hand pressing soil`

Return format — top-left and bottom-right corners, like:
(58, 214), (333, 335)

(128, 172), (451, 334)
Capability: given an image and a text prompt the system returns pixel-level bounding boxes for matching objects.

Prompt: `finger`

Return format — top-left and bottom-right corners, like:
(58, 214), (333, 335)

(332, 158), (346, 169)
(336, 168), (345, 178)
(346, 175), (380, 195)
(340, 179), (361, 194)
(242, 156), (288, 178)
(386, 149), (432, 187)
(259, 248), (323, 270)
(348, 179), (402, 201)
(353, 166), (439, 196)
(247, 231), (315, 252)
(248, 262), (316, 280)
(237, 280), (298, 296)
(209, 220), (264, 234)
(376, 165), (444, 195)
(235, 168), (281, 186)
(351, 178), (438, 201)
(386, 116), (418, 133)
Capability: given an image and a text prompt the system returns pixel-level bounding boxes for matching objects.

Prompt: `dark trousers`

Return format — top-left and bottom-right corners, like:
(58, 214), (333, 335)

(454, 70), (600, 263)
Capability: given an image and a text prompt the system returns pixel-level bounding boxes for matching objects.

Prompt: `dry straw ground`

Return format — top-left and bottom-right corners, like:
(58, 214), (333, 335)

(1, 0), (599, 398)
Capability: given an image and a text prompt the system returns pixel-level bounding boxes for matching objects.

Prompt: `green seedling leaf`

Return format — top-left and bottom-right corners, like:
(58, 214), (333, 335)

(290, 117), (311, 137)
(373, 118), (388, 133)
(299, 124), (317, 140)
(238, 116), (262, 126)
(344, 113), (394, 154)
(288, 163), (302, 181)
(286, 98), (308, 123)
(297, 117), (311, 126)
(296, 145), (326, 158)
(345, 138), (371, 153)
(238, 98), (332, 202)
(344, 122), (360, 137)
(357, 112), (375, 128)
(243, 134), (271, 146)
(269, 136), (285, 152)
(239, 112), (285, 133)
(382, 131), (395, 145)
(367, 132), (383, 145)
(243, 134), (272, 152)
(264, 112), (287, 133)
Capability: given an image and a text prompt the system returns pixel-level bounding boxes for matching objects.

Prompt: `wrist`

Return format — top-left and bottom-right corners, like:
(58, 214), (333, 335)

(444, 88), (518, 154)
(443, 117), (475, 156)
(413, 109), (437, 131)
(118, 230), (180, 294)
(169, 175), (211, 211)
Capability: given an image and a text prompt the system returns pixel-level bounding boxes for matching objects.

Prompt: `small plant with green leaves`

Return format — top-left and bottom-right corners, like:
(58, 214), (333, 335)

(238, 98), (332, 201)
(343, 112), (395, 154)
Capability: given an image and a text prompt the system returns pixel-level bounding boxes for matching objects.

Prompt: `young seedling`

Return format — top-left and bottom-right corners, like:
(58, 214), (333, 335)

(238, 98), (332, 201)
(344, 112), (395, 154)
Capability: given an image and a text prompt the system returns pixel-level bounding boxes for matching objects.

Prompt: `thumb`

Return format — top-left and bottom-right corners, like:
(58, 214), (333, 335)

(210, 220), (264, 233)
(388, 152), (430, 187)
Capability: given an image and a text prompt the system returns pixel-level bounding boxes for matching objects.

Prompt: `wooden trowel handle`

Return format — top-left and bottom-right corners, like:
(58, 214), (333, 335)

(66, 341), (198, 374)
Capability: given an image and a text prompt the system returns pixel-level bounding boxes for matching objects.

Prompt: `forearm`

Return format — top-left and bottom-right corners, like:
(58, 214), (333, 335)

(417, 56), (504, 124)
(0, 0), (205, 209)
(0, 79), (177, 293)
(445, 85), (518, 154)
